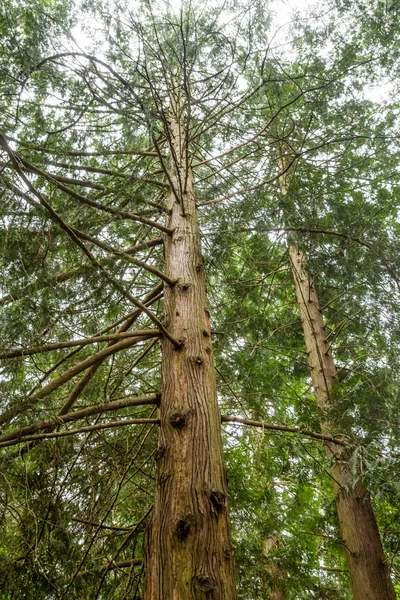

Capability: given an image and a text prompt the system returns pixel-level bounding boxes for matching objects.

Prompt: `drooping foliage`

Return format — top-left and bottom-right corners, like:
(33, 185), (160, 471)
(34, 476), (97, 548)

(0, 0), (399, 598)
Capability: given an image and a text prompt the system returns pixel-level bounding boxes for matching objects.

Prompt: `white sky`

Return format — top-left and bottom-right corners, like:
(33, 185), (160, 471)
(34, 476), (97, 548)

(67, 0), (391, 105)
(71, 0), (317, 52)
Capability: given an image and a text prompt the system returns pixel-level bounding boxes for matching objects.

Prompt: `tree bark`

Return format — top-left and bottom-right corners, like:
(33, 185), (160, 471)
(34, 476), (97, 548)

(289, 246), (395, 600)
(263, 538), (287, 600)
(143, 98), (237, 599)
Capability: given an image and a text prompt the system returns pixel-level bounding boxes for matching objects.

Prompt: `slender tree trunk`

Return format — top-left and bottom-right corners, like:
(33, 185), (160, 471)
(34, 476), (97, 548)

(289, 246), (395, 600)
(143, 98), (237, 599)
(267, 585), (286, 600)
(263, 538), (287, 600)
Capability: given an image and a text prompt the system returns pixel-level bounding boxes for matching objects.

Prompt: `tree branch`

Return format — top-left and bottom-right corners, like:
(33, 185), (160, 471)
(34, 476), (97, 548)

(0, 418), (160, 448)
(0, 394), (159, 443)
(77, 558), (143, 578)
(221, 416), (347, 446)
(0, 330), (160, 359)
(13, 152), (173, 235)
(59, 285), (163, 415)
(0, 335), (157, 426)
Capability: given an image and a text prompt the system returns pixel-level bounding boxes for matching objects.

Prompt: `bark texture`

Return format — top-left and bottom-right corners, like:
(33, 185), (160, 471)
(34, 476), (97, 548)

(263, 538), (287, 600)
(289, 246), (395, 600)
(143, 99), (237, 599)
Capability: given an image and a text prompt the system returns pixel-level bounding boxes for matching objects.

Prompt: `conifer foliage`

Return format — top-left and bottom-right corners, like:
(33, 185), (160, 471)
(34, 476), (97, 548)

(0, 0), (400, 598)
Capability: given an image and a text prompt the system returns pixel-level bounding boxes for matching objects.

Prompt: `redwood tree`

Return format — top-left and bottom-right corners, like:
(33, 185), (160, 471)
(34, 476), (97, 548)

(289, 246), (396, 600)
(0, 1), (400, 598)
(143, 95), (237, 599)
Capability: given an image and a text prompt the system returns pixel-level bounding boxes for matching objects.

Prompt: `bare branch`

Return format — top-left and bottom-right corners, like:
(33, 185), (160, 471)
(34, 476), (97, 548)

(0, 335), (156, 426)
(77, 559), (143, 578)
(221, 415), (347, 446)
(0, 395), (159, 443)
(0, 418), (159, 448)
(0, 330), (160, 359)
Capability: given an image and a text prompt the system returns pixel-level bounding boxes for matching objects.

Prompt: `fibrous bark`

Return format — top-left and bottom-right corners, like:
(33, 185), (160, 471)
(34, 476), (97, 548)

(289, 246), (395, 600)
(263, 537), (287, 600)
(143, 97), (237, 599)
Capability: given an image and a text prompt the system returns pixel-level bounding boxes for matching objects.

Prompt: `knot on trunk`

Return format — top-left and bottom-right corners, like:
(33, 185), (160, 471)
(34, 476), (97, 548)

(169, 408), (192, 429)
(159, 471), (171, 486)
(193, 574), (216, 592)
(174, 514), (194, 541)
(192, 355), (203, 365)
(223, 543), (233, 559)
(210, 490), (225, 513)
(173, 337), (185, 350)
(155, 444), (167, 462)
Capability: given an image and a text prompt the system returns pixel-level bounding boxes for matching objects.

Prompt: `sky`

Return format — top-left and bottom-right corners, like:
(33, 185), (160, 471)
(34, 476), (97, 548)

(57, 0), (393, 113)
(70, 0), (319, 53)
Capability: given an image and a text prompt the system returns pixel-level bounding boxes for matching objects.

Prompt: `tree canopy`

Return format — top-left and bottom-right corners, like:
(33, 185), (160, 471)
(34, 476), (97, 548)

(0, 0), (400, 598)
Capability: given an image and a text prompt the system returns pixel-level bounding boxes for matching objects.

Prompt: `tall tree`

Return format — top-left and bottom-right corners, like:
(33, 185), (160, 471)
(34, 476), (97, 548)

(289, 246), (396, 600)
(143, 92), (236, 599)
(1, 0), (400, 598)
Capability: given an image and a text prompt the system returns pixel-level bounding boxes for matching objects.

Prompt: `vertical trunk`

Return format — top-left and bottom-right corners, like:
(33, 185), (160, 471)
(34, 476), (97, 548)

(143, 99), (237, 599)
(267, 586), (286, 600)
(263, 538), (287, 600)
(289, 247), (395, 600)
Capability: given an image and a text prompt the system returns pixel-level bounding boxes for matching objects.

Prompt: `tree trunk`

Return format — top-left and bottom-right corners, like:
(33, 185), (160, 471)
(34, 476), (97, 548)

(264, 538), (287, 600)
(289, 246), (395, 600)
(143, 97), (237, 599)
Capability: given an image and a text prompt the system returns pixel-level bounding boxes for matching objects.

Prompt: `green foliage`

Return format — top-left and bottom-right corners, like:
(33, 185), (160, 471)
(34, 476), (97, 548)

(0, 0), (399, 597)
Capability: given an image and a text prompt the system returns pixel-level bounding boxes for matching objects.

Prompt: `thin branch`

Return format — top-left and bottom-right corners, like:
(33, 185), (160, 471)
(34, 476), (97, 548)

(0, 238), (163, 308)
(94, 504), (153, 594)
(197, 155), (297, 206)
(0, 135), (101, 266)
(59, 285), (163, 415)
(0, 330), (160, 359)
(0, 335), (156, 426)
(1, 163), (175, 344)
(0, 418), (160, 448)
(11, 152), (173, 235)
(1, 145), (166, 332)
(0, 394), (159, 443)
(221, 416), (347, 446)
(77, 559), (143, 578)
(17, 162), (107, 190)
(70, 518), (132, 532)
(70, 227), (175, 286)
